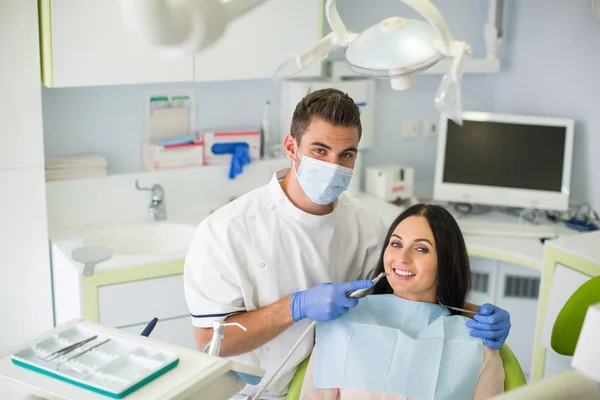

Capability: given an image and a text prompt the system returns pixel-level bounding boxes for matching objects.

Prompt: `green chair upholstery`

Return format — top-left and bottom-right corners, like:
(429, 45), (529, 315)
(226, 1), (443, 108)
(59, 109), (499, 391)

(285, 344), (526, 399)
(551, 276), (600, 356)
(499, 344), (527, 391)
(286, 356), (310, 400)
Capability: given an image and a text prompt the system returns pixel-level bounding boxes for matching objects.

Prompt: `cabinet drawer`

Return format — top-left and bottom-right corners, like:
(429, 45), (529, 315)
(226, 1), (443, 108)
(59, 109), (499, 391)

(98, 274), (188, 328)
(121, 316), (197, 351)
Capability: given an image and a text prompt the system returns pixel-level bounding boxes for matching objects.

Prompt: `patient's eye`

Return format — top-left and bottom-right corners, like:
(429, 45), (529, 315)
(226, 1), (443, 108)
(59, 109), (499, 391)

(390, 241), (401, 248)
(416, 246), (429, 253)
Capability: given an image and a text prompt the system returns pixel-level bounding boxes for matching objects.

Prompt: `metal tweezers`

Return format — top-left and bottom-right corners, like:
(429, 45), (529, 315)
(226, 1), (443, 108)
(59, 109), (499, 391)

(438, 303), (478, 315)
(41, 335), (98, 362)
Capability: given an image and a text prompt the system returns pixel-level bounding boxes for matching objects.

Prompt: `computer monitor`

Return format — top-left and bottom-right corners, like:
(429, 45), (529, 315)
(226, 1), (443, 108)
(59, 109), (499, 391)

(433, 112), (575, 211)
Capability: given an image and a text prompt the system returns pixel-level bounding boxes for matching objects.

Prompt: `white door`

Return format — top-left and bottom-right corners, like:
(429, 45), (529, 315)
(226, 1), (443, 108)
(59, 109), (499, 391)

(495, 262), (542, 379)
(0, 1), (45, 170)
(194, 0), (323, 82)
(0, 168), (53, 351)
(467, 256), (498, 306)
(47, 0), (194, 87)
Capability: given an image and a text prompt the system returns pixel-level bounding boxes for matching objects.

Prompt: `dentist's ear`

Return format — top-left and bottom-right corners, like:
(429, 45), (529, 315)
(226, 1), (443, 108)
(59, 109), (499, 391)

(283, 134), (298, 162)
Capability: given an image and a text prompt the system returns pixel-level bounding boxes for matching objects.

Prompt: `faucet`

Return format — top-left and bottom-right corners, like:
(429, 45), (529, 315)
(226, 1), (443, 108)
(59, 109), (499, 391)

(135, 180), (166, 220)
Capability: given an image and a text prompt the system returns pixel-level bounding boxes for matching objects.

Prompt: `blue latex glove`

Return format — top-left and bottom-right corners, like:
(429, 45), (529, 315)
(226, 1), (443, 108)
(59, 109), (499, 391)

(290, 280), (374, 322)
(465, 303), (511, 350)
(212, 143), (251, 179)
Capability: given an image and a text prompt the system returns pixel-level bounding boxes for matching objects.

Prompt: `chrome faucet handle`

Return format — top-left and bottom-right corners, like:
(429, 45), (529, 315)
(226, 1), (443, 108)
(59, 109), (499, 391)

(136, 180), (165, 200)
(136, 180), (166, 220)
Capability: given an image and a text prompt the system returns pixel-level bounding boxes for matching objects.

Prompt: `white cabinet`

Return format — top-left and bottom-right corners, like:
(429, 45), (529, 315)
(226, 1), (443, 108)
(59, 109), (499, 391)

(0, 1), (44, 169)
(39, 0), (195, 87)
(51, 253), (191, 351)
(194, 0), (323, 82)
(98, 275), (188, 328)
(494, 262), (541, 379)
(531, 233), (600, 380)
(468, 256), (541, 378)
(39, 0), (323, 87)
(0, 168), (53, 350)
(467, 256), (498, 307)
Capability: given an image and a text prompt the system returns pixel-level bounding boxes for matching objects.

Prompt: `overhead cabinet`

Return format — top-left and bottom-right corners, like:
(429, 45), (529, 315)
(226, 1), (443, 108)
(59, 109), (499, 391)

(39, 0), (323, 87)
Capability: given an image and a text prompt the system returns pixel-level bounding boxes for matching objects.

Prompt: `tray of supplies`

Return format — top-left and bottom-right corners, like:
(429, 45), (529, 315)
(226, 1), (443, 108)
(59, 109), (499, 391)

(10, 324), (179, 398)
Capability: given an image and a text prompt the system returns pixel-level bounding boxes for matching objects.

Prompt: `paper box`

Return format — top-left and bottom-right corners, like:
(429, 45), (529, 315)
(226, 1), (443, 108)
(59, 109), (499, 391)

(143, 137), (204, 170)
(203, 129), (261, 165)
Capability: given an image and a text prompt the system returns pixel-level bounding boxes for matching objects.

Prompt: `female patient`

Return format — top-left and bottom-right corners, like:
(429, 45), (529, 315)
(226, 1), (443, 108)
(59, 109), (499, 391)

(300, 204), (505, 400)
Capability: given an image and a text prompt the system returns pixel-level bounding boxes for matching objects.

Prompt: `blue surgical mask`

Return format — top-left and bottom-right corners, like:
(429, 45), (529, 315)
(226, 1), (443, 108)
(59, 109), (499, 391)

(294, 149), (354, 205)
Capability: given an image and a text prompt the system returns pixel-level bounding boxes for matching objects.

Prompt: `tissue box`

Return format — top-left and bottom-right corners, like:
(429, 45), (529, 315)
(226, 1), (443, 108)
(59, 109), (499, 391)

(143, 138), (204, 170)
(203, 129), (261, 165)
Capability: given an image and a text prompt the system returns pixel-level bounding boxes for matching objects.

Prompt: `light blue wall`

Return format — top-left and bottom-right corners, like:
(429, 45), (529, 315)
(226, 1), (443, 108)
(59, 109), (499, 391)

(489, 0), (600, 209)
(42, 80), (281, 173)
(41, 0), (600, 208)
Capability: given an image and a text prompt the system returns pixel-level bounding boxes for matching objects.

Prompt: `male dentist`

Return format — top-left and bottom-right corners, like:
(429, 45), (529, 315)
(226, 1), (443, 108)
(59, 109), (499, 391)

(184, 88), (511, 399)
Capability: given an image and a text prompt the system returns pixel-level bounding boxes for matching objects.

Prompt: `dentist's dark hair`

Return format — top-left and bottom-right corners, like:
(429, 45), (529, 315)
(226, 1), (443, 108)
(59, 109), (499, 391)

(372, 204), (471, 313)
(290, 88), (362, 144)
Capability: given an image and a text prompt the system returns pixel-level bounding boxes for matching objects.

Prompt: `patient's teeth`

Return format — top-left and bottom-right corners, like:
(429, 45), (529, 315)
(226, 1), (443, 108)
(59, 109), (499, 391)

(394, 269), (415, 276)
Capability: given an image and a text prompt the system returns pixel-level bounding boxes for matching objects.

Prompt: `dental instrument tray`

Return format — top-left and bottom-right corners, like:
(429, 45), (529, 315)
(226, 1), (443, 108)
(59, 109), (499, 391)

(10, 324), (179, 398)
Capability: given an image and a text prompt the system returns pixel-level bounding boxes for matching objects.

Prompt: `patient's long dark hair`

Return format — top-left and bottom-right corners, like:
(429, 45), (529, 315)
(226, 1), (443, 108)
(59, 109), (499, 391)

(372, 204), (471, 311)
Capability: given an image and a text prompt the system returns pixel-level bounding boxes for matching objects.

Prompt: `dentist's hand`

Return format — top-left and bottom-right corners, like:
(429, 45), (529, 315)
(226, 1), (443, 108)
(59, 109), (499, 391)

(290, 280), (374, 322)
(466, 303), (511, 350)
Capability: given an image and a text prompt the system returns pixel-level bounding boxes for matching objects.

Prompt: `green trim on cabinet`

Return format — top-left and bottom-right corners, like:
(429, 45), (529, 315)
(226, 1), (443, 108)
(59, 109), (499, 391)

(38, 0), (54, 86)
(316, 0), (324, 77)
(81, 260), (184, 323)
(467, 249), (543, 271)
(530, 246), (600, 381)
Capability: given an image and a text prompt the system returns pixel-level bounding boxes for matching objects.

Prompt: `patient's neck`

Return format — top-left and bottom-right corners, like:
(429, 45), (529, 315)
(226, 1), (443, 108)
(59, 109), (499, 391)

(393, 291), (437, 304)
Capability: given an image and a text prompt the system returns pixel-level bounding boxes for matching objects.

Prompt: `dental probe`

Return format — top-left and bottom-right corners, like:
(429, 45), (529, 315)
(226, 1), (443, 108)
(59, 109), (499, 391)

(250, 272), (389, 400)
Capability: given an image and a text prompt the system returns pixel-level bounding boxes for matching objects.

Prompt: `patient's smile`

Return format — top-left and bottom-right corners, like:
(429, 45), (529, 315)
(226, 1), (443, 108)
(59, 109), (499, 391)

(392, 268), (415, 278)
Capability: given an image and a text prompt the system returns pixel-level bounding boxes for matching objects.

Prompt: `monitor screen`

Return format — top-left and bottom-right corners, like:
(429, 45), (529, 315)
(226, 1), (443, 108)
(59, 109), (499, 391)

(442, 119), (566, 192)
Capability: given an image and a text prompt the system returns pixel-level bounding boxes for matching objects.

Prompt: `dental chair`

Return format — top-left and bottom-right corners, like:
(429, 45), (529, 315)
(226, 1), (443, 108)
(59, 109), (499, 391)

(285, 343), (527, 399)
(551, 276), (600, 357)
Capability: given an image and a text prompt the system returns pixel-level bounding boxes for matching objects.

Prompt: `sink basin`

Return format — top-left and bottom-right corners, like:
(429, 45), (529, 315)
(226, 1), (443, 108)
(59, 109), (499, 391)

(83, 223), (197, 255)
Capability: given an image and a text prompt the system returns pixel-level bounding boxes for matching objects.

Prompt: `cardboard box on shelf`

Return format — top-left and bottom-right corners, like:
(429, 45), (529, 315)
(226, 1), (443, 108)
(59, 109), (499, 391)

(203, 129), (261, 165)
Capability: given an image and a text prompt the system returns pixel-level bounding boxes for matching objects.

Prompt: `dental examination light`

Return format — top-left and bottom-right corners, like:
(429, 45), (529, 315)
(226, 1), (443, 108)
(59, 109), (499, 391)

(121, 0), (470, 123)
(275, 0), (472, 123)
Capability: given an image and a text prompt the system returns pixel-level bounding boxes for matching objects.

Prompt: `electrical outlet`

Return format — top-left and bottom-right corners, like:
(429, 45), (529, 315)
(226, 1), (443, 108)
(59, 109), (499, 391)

(423, 118), (438, 137)
(402, 120), (420, 139)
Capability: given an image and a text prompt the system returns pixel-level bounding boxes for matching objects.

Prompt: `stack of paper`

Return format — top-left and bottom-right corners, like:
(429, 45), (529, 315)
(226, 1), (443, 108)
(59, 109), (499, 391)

(45, 154), (108, 182)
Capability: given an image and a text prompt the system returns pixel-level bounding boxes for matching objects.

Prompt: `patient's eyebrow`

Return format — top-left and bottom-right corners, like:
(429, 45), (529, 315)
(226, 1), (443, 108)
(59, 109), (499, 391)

(391, 234), (432, 245)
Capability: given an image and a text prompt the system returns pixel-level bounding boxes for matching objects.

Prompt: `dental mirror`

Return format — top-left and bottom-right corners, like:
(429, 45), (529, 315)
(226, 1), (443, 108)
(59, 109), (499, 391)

(71, 246), (114, 277)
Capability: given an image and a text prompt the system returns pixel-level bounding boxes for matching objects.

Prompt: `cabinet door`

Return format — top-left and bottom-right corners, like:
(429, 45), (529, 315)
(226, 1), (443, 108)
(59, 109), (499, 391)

(467, 256), (498, 306)
(0, 168), (53, 349)
(194, 0), (323, 82)
(494, 262), (542, 378)
(98, 274), (188, 328)
(0, 1), (44, 169)
(43, 0), (194, 87)
(121, 316), (197, 351)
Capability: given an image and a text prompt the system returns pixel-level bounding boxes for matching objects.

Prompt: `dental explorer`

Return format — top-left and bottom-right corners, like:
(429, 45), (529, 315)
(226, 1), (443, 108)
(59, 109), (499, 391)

(250, 272), (389, 400)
